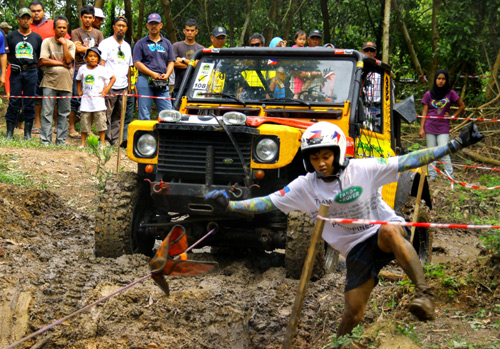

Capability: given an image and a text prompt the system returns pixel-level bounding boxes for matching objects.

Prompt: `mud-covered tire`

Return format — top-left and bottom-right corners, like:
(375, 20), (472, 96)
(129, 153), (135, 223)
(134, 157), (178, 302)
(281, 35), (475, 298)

(399, 198), (433, 264)
(95, 172), (154, 258)
(285, 212), (326, 280)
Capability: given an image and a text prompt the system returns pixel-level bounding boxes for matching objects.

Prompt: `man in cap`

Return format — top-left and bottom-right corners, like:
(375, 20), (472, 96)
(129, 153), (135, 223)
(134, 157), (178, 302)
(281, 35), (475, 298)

(4, 8), (42, 139)
(133, 13), (175, 120)
(361, 41), (382, 132)
(0, 22), (12, 36)
(92, 8), (106, 30)
(209, 26), (227, 49)
(98, 16), (133, 145)
(307, 29), (322, 47)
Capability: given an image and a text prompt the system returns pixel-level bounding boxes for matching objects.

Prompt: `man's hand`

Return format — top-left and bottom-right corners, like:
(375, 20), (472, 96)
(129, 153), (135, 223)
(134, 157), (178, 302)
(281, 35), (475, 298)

(454, 122), (484, 149)
(204, 190), (230, 211)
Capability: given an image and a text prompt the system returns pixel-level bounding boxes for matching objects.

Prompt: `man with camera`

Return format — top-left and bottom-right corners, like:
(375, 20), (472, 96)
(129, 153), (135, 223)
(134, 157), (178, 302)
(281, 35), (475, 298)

(133, 13), (175, 120)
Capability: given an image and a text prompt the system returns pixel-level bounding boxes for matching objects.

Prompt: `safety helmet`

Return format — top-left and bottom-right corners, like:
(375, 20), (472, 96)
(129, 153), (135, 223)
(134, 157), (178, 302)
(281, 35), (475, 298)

(301, 122), (347, 173)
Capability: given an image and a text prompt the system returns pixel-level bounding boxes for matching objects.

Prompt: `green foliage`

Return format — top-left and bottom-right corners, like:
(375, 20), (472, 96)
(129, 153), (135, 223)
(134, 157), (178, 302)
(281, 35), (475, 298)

(85, 140), (116, 191)
(395, 322), (421, 344)
(0, 154), (37, 187)
(323, 325), (364, 348)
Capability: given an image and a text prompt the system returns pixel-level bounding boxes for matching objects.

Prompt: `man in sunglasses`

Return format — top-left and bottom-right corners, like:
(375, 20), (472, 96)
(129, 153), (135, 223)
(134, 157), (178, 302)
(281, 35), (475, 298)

(248, 32), (265, 47)
(362, 41), (382, 132)
(98, 16), (133, 145)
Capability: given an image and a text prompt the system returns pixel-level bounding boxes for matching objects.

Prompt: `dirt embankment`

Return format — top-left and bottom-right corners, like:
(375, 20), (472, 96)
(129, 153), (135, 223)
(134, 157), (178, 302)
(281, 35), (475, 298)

(0, 147), (499, 348)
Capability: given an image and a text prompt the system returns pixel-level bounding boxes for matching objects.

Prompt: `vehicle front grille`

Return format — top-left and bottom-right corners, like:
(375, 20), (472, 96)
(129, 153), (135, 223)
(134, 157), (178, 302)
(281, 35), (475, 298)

(157, 129), (252, 184)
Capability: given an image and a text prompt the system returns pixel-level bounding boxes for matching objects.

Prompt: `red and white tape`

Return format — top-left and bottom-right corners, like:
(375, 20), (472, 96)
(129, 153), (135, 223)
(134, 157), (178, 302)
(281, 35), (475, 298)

(317, 215), (500, 230)
(416, 115), (499, 122)
(435, 161), (500, 172)
(418, 74), (499, 79)
(0, 93), (174, 100)
(430, 165), (500, 190)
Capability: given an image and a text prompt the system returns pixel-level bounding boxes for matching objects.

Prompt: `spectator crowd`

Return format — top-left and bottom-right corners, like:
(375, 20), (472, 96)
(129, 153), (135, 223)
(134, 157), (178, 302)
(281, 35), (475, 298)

(0, 1), (366, 146)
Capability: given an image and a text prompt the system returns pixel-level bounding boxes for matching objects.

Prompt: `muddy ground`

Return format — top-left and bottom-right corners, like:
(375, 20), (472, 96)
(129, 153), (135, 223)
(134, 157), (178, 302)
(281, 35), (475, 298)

(0, 125), (499, 348)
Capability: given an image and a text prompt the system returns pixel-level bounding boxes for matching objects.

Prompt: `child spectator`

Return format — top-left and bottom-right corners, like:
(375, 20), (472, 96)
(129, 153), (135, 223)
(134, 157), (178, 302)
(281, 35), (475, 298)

(76, 47), (115, 149)
(292, 30), (306, 47)
(269, 67), (287, 98)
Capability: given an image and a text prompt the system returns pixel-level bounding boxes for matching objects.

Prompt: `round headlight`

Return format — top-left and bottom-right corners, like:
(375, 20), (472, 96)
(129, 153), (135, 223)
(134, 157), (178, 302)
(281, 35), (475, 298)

(137, 133), (157, 157)
(158, 109), (182, 122)
(255, 138), (279, 162)
(223, 111), (247, 125)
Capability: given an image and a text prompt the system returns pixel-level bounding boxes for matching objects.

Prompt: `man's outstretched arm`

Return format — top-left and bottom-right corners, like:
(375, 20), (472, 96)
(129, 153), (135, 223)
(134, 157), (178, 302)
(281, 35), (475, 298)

(204, 191), (276, 214)
(398, 122), (483, 172)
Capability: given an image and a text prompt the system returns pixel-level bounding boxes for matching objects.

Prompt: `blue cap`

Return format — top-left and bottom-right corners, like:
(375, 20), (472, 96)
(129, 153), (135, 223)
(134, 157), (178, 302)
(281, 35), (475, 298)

(147, 13), (162, 23)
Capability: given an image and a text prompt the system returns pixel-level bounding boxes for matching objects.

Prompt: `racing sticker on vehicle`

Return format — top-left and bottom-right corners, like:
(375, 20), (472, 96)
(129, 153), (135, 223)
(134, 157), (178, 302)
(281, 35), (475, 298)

(193, 62), (214, 93)
(334, 186), (363, 204)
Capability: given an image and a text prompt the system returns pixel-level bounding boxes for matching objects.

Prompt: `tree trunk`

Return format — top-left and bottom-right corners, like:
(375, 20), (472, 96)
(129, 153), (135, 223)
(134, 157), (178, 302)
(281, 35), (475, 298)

(381, 0), (391, 62)
(65, 0), (73, 35)
(135, 0), (145, 42)
(124, 0), (133, 44)
(485, 48), (500, 100)
(282, 0), (298, 40)
(94, 0), (104, 9)
(239, 0), (253, 46)
(161, 0), (177, 43)
(76, 0), (82, 25)
(392, 0), (425, 82)
(429, 0), (440, 87)
(320, 0), (330, 44)
(19, 0), (25, 9)
(263, 0), (279, 44)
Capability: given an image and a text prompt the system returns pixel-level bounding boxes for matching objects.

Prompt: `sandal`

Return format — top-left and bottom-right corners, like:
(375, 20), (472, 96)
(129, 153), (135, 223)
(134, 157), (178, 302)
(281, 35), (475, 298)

(69, 131), (80, 138)
(32, 126), (40, 134)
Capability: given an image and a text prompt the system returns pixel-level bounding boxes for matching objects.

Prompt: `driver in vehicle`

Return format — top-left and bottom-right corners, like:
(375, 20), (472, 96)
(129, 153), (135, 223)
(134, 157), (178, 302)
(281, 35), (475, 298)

(205, 121), (484, 338)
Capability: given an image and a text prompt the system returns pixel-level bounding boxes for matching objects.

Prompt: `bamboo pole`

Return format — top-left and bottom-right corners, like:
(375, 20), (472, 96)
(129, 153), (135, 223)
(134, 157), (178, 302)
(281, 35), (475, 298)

(282, 204), (330, 349)
(410, 166), (427, 243)
(116, 94), (128, 173)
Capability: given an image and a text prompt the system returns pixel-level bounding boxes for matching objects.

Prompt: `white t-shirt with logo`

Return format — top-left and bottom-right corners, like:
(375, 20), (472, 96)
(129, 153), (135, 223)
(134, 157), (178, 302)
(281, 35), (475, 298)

(76, 64), (112, 112)
(270, 157), (404, 257)
(98, 37), (133, 90)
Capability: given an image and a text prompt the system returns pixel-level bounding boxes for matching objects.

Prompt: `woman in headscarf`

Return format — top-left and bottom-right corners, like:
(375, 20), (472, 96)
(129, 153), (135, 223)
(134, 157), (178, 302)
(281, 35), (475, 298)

(419, 69), (466, 181)
(269, 37), (287, 47)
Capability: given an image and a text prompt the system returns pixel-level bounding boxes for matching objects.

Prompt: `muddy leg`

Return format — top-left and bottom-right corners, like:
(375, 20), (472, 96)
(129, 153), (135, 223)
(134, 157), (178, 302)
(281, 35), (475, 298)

(337, 278), (374, 337)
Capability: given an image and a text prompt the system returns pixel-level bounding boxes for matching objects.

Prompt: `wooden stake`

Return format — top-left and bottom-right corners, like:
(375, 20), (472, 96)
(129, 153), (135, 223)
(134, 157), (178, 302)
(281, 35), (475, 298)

(282, 204), (330, 349)
(410, 165), (427, 243)
(116, 94), (128, 173)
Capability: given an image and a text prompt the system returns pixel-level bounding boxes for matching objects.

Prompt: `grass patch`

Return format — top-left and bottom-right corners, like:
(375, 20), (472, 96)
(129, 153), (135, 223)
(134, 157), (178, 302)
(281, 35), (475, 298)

(0, 154), (41, 187)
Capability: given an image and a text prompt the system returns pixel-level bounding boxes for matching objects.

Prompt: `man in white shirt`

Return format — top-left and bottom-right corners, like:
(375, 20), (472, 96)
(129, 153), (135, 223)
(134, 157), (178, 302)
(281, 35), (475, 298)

(98, 16), (133, 145)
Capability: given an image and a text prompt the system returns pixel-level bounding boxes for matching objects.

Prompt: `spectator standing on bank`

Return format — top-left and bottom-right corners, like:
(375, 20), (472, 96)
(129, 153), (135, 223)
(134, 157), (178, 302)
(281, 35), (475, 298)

(419, 69), (466, 181)
(0, 25), (6, 89)
(39, 15), (75, 145)
(307, 30), (322, 47)
(98, 16), (133, 145)
(69, 5), (104, 138)
(292, 30), (306, 47)
(92, 8), (106, 30)
(362, 41), (382, 131)
(172, 18), (203, 98)
(209, 26), (227, 48)
(76, 47), (115, 149)
(133, 13), (175, 120)
(4, 8), (42, 139)
(0, 22), (12, 38)
(29, 0), (69, 134)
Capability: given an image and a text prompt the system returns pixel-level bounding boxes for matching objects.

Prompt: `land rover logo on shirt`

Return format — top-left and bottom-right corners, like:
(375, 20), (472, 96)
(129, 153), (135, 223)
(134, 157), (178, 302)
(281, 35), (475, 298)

(334, 186), (363, 204)
(84, 75), (95, 84)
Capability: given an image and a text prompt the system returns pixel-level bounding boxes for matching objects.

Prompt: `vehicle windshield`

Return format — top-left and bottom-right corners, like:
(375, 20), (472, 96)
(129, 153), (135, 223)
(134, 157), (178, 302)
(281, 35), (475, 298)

(186, 56), (355, 105)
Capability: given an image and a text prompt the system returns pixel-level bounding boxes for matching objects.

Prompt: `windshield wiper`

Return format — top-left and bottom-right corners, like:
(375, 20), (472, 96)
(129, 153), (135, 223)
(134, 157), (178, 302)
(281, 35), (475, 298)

(199, 92), (246, 106)
(259, 97), (310, 107)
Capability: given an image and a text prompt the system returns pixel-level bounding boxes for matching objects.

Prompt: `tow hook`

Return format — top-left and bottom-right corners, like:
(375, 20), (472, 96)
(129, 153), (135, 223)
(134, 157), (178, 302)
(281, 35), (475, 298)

(145, 178), (170, 193)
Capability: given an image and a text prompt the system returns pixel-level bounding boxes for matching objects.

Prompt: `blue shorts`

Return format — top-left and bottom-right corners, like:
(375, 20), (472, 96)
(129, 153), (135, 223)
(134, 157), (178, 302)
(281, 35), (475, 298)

(344, 227), (410, 293)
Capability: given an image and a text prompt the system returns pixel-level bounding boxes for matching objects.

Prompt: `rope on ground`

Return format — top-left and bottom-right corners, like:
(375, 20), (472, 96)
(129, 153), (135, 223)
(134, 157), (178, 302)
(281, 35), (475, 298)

(430, 164), (500, 190)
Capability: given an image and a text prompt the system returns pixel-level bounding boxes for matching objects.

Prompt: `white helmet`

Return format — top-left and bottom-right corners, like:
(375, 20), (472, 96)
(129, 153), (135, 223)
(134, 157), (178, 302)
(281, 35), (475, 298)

(301, 122), (347, 173)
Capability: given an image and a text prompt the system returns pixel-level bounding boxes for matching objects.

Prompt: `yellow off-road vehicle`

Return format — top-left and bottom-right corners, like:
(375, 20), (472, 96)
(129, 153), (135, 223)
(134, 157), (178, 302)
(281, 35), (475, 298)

(95, 48), (431, 278)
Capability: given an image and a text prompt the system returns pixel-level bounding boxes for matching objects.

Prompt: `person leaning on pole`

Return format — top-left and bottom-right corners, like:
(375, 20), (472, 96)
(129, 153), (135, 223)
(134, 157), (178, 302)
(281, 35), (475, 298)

(98, 16), (133, 146)
(133, 13), (175, 120)
(4, 8), (42, 139)
(205, 121), (484, 337)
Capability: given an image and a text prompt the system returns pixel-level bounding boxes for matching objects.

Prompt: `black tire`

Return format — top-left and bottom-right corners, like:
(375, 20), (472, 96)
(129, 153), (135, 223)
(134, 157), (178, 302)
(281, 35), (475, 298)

(285, 211), (326, 280)
(95, 172), (154, 258)
(399, 197), (433, 264)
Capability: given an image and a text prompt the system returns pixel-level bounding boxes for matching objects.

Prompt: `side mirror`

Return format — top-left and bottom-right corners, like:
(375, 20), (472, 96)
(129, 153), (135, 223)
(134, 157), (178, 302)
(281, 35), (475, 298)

(394, 95), (416, 123)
